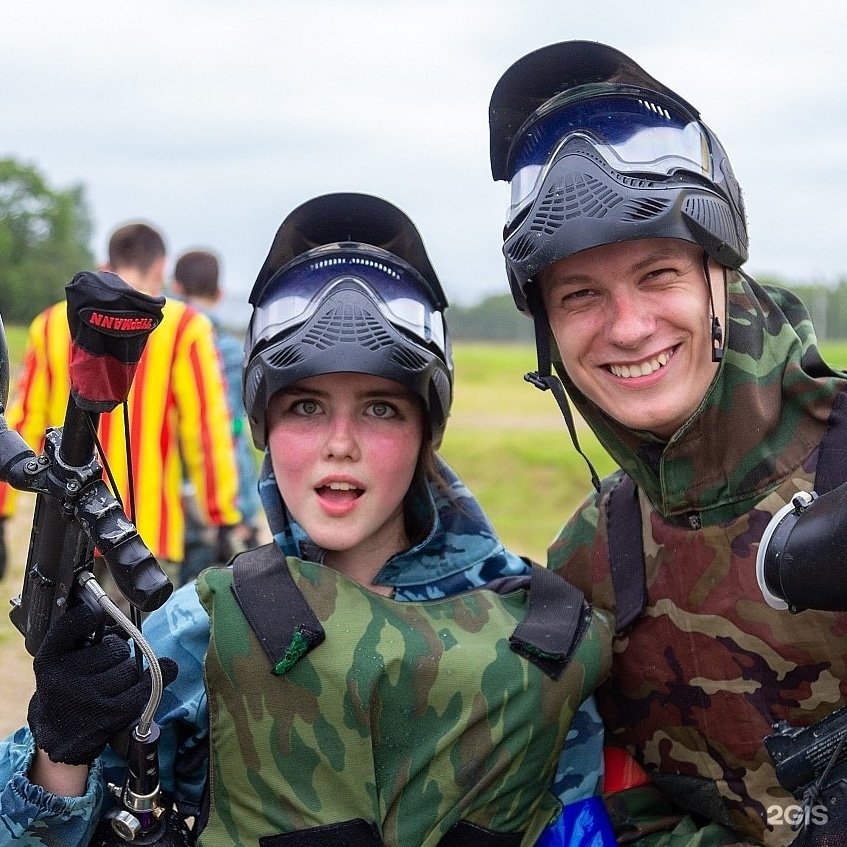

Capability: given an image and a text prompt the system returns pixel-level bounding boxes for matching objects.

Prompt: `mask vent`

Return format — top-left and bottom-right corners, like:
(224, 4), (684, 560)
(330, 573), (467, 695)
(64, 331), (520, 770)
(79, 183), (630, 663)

(505, 232), (538, 264)
(430, 367), (452, 411)
(682, 196), (737, 249)
(266, 343), (305, 369)
(543, 173), (624, 225)
(529, 185), (566, 234)
(622, 197), (672, 221)
(390, 344), (428, 372)
(303, 304), (393, 351)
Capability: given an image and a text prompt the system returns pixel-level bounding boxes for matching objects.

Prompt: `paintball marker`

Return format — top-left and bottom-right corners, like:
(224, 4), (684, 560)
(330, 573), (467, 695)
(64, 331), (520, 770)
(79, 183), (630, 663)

(757, 486), (847, 842)
(765, 707), (847, 800)
(2, 271), (191, 846)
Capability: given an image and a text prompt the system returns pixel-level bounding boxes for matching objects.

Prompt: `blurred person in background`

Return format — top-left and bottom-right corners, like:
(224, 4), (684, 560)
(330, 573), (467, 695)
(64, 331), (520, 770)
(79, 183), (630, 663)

(0, 222), (241, 587)
(170, 248), (265, 585)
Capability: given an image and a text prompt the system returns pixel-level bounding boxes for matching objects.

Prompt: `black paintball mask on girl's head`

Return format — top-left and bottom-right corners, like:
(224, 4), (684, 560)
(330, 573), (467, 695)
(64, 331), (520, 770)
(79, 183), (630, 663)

(243, 193), (454, 450)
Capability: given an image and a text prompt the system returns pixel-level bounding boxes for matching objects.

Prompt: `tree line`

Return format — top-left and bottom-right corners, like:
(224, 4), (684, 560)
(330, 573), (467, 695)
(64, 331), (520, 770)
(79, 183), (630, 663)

(0, 158), (94, 324)
(3, 156), (847, 340)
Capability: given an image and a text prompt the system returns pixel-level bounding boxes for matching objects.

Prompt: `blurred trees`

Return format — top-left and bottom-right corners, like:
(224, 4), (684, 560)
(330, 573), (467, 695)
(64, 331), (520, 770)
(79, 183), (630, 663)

(448, 293), (534, 342)
(447, 278), (847, 342)
(0, 158), (94, 323)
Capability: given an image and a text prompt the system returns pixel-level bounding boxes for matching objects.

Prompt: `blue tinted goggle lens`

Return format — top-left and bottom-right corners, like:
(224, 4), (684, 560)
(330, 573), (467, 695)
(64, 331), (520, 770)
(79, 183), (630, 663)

(249, 253), (446, 355)
(506, 91), (712, 225)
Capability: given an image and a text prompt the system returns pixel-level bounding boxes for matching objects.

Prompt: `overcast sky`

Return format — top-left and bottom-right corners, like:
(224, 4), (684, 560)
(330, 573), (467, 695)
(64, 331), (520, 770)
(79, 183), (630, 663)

(3, 1), (846, 309)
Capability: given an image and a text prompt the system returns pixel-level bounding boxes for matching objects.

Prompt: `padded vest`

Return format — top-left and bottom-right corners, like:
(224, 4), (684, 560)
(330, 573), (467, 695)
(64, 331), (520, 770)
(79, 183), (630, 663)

(195, 545), (610, 847)
(608, 387), (847, 632)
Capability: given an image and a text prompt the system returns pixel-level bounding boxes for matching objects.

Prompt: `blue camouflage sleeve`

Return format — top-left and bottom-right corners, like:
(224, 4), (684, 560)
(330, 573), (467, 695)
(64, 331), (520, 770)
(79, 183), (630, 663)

(0, 727), (104, 846)
(553, 695), (605, 805)
(0, 580), (211, 844)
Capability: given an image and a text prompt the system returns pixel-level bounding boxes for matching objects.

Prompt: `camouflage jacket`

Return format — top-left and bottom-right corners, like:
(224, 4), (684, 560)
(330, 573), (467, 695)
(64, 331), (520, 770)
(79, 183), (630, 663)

(548, 277), (847, 846)
(0, 458), (611, 846)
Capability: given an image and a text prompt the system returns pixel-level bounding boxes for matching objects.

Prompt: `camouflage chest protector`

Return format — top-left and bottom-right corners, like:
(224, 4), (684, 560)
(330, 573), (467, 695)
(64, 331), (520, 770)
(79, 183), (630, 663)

(196, 544), (610, 847)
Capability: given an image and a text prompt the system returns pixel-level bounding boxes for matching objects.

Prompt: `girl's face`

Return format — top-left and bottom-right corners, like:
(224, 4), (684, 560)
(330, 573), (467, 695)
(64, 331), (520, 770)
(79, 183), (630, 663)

(266, 372), (424, 585)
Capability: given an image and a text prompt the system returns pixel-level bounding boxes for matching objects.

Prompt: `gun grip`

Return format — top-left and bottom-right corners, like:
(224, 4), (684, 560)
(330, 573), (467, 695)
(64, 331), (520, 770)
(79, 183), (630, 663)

(104, 536), (173, 612)
(79, 587), (108, 644)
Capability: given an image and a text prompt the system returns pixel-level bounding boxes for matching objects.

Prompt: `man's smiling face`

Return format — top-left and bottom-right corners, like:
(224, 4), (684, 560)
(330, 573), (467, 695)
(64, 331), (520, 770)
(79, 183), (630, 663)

(540, 237), (724, 439)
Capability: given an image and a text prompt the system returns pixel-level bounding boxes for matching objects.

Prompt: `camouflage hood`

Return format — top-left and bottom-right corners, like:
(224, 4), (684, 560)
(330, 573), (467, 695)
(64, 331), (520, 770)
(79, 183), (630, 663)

(555, 275), (846, 523)
(258, 452), (528, 598)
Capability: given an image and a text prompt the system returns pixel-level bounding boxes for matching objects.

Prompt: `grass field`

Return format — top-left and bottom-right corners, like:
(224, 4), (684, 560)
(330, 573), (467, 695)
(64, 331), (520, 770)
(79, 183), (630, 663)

(1, 327), (846, 736)
(2, 327), (846, 563)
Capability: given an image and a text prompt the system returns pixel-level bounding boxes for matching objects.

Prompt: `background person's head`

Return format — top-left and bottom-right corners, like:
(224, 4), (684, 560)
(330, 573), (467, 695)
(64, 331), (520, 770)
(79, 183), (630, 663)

(106, 222), (167, 296)
(489, 40), (747, 437)
(172, 250), (221, 305)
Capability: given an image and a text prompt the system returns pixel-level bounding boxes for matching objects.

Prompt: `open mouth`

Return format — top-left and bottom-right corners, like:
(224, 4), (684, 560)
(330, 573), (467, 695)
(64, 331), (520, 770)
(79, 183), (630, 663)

(608, 348), (673, 379)
(317, 481), (364, 502)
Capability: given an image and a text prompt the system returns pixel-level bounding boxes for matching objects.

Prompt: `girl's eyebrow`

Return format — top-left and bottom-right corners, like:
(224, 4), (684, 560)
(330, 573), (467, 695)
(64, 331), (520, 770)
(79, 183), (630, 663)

(361, 388), (415, 401)
(280, 385), (329, 398)
(281, 384), (415, 402)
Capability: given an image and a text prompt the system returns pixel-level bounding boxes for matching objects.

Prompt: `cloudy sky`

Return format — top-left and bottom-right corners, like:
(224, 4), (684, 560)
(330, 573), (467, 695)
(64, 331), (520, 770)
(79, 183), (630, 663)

(3, 1), (846, 309)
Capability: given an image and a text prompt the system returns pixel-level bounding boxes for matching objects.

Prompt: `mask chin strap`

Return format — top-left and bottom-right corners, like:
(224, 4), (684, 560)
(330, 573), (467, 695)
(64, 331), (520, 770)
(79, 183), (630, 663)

(704, 251), (725, 363)
(525, 283), (601, 493)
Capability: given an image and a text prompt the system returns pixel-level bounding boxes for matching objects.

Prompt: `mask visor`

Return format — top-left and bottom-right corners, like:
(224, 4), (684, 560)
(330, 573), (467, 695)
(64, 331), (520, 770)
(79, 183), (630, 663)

(248, 249), (447, 358)
(506, 89), (713, 225)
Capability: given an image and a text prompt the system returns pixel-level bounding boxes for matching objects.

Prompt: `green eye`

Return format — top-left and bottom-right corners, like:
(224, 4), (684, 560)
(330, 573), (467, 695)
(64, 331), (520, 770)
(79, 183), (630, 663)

(295, 399), (320, 415)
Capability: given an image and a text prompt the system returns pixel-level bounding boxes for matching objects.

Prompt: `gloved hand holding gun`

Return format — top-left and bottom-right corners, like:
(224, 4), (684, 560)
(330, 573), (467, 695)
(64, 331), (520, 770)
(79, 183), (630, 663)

(1, 272), (188, 845)
(28, 600), (178, 767)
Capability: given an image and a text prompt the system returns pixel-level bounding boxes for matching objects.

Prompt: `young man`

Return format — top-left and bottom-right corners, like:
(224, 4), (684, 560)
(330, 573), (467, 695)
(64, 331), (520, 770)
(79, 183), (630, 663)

(170, 249), (264, 583)
(0, 223), (241, 577)
(489, 41), (847, 845)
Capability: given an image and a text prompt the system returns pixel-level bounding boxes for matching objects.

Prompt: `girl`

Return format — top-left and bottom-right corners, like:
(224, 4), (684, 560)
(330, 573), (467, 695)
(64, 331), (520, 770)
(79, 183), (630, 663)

(1, 193), (613, 846)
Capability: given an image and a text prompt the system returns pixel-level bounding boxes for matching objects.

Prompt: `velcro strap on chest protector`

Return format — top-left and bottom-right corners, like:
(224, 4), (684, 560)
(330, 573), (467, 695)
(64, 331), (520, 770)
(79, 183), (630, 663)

(814, 386), (847, 496)
(509, 561), (589, 679)
(232, 543), (325, 675)
(607, 473), (646, 634)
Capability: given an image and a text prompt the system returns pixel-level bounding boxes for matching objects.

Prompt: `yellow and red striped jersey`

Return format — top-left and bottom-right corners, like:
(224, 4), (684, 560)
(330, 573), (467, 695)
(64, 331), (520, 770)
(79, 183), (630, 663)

(0, 298), (241, 562)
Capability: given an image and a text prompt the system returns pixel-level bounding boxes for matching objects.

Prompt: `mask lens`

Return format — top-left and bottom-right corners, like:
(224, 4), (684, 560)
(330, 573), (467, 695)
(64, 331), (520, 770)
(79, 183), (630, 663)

(506, 91), (712, 225)
(248, 251), (446, 357)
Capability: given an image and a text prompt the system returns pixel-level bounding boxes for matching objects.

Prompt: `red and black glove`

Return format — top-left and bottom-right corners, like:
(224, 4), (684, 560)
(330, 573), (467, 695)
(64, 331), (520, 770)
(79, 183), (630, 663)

(28, 601), (177, 765)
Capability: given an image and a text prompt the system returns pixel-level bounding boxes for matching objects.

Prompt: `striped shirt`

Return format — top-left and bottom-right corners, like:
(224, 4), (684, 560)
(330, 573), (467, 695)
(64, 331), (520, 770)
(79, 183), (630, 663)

(0, 298), (240, 561)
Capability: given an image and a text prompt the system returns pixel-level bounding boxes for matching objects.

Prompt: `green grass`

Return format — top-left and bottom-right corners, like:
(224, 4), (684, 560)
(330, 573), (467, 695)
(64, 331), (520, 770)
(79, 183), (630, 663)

(821, 340), (847, 368)
(2, 323), (27, 370)
(3, 328), (846, 564)
(440, 343), (616, 561)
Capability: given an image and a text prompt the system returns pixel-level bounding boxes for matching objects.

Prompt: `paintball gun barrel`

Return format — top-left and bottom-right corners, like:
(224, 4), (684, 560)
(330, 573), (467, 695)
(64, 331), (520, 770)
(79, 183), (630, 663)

(3, 272), (172, 652)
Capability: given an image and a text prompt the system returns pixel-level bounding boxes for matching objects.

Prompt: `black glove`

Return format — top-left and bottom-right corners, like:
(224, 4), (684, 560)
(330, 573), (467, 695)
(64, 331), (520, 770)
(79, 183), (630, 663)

(28, 601), (178, 765)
